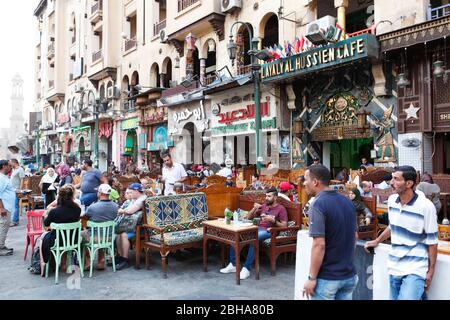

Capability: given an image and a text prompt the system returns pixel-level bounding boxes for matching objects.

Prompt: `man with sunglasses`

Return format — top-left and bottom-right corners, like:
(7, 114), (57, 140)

(158, 151), (187, 196)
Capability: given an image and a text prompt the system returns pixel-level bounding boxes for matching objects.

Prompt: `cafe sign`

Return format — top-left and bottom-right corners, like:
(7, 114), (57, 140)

(121, 117), (139, 131)
(261, 33), (379, 83)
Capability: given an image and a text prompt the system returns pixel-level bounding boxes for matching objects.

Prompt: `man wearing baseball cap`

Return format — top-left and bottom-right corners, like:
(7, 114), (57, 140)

(278, 181), (294, 202)
(83, 184), (119, 270)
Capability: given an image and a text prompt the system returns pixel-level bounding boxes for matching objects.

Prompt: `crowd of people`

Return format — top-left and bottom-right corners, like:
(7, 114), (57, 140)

(0, 153), (443, 300)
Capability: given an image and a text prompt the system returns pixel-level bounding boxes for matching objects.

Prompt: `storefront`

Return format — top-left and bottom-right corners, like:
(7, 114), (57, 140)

(261, 33), (398, 176)
(167, 100), (211, 165)
(98, 120), (113, 172)
(72, 126), (92, 162)
(120, 116), (140, 166)
(206, 84), (289, 168)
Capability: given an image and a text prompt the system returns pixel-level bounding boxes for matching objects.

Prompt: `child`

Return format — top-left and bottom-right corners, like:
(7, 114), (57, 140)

(348, 188), (373, 227)
(360, 181), (373, 198)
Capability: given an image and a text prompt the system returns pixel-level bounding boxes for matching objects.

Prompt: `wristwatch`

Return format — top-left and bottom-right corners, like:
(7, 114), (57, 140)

(308, 275), (317, 281)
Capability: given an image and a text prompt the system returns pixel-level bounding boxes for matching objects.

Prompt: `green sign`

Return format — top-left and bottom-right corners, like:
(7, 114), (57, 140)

(212, 117), (277, 136)
(121, 117), (139, 131)
(260, 34), (379, 83)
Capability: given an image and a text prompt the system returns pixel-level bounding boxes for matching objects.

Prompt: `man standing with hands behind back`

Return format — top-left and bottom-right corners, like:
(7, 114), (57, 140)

(159, 151), (187, 196)
(365, 166), (438, 300)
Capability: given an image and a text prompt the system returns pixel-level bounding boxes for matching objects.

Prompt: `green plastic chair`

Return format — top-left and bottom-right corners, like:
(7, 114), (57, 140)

(45, 221), (84, 284)
(83, 220), (116, 278)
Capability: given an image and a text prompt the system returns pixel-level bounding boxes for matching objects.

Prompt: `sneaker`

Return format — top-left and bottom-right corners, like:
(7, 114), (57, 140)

(220, 263), (236, 274)
(240, 267), (250, 280)
(107, 256), (122, 266)
(9, 222), (19, 227)
(0, 248), (13, 256)
(116, 259), (130, 271)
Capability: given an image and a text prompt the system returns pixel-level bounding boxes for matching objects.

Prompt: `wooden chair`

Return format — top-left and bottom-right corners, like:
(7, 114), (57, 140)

(206, 175), (227, 185)
(359, 196), (379, 240)
(25, 176), (45, 210)
(237, 193), (302, 276)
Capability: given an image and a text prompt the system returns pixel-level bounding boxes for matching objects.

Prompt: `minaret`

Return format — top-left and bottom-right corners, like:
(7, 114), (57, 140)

(9, 73), (26, 143)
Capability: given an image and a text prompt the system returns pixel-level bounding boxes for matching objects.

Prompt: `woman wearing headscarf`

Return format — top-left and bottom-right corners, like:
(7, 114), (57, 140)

(58, 164), (73, 188)
(348, 188), (373, 228)
(39, 167), (59, 208)
(416, 173), (441, 216)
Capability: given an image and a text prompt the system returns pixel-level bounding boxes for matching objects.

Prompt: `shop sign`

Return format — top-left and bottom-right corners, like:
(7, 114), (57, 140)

(148, 126), (174, 151)
(121, 117), (139, 131)
(211, 117), (277, 136)
(261, 34), (379, 83)
(217, 102), (269, 125)
(173, 104), (205, 123)
(99, 121), (113, 139)
(438, 113), (450, 121)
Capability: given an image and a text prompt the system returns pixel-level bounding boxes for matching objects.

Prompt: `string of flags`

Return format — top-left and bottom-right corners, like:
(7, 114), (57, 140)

(261, 23), (347, 62)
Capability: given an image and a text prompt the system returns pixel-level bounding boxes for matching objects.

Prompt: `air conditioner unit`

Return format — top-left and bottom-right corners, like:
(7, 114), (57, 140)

(160, 29), (167, 43)
(221, 0), (242, 13)
(107, 86), (120, 99)
(305, 15), (336, 46)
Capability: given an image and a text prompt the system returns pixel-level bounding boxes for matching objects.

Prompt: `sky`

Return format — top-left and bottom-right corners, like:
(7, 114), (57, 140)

(0, 1), (36, 129)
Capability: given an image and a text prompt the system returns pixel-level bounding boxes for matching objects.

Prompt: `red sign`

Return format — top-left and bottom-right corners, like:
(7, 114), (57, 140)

(99, 121), (113, 139)
(217, 102), (269, 125)
(58, 114), (70, 125)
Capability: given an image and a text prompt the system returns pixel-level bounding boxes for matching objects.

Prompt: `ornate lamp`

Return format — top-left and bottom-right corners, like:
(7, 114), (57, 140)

(433, 59), (445, 78)
(227, 37), (237, 66)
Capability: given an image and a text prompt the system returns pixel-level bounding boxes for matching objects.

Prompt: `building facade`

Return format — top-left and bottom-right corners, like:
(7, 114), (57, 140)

(32, 0), (450, 174)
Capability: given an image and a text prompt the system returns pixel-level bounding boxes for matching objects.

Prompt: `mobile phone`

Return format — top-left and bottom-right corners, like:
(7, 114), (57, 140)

(367, 247), (375, 255)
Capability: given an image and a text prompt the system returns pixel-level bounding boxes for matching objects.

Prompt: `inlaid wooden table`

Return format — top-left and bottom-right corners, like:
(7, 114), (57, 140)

(202, 219), (259, 285)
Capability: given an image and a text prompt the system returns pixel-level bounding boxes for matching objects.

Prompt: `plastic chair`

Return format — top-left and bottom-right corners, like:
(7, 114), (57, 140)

(24, 210), (45, 261)
(45, 222), (84, 284)
(83, 220), (116, 277)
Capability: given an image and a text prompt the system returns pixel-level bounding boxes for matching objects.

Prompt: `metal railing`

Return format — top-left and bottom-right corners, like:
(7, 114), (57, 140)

(92, 49), (102, 62)
(178, 0), (199, 12)
(428, 4), (450, 20)
(203, 74), (217, 86)
(153, 19), (166, 36)
(91, 0), (103, 15)
(124, 38), (137, 51)
(237, 65), (252, 76)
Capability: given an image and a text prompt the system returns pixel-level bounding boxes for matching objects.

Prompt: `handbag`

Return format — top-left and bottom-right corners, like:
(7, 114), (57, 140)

(114, 211), (142, 234)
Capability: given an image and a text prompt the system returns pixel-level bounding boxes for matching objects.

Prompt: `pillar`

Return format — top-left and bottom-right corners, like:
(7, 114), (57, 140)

(200, 58), (206, 85)
(334, 0), (349, 36)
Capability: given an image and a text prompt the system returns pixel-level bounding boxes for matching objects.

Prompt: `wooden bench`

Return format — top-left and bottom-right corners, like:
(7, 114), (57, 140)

(237, 193), (302, 276)
(136, 192), (209, 278)
(359, 195), (379, 240)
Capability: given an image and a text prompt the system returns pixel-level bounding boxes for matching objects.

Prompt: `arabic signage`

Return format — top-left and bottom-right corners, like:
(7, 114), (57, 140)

(210, 96), (277, 137)
(121, 117), (139, 131)
(168, 100), (211, 135)
(143, 106), (168, 125)
(148, 125), (174, 151)
(99, 121), (113, 139)
(261, 34), (379, 83)
(173, 103), (206, 123)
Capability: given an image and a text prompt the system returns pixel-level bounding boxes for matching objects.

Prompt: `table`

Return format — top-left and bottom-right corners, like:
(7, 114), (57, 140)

(202, 219), (259, 285)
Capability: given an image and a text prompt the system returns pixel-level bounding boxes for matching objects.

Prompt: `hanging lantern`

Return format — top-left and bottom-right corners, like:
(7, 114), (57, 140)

(174, 56), (180, 68)
(227, 38), (237, 65)
(185, 33), (197, 51)
(433, 60), (445, 78)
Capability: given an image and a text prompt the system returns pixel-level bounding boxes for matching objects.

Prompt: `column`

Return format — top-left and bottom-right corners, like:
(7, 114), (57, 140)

(200, 58), (206, 85)
(334, 0), (349, 36)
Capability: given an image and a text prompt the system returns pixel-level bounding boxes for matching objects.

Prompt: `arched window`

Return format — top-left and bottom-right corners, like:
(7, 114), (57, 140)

(261, 14), (279, 49)
(99, 84), (105, 101)
(236, 23), (254, 75)
(162, 58), (172, 88)
(150, 63), (160, 88)
(131, 71), (139, 95)
(122, 75), (130, 98)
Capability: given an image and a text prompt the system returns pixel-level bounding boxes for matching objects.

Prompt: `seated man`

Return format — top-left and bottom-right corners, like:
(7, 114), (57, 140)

(278, 181), (294, 202)
(115, 183), (147, 270)
(220, 187), (288, 280)
(225, 175), (235, 187)
(82, 184), (118, 270)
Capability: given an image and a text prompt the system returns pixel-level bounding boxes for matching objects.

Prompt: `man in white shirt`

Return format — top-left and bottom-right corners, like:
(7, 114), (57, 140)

(159, 152), (187, 196)
(10, 159), (25, 227)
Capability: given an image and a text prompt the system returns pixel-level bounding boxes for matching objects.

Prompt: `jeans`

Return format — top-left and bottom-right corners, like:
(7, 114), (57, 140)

(80, 192), (98, 207)
(229, 228), (271, 270)
(312, 275), (359, 300)
(389, 274), (426, 300)
(12, 197), (20, 224)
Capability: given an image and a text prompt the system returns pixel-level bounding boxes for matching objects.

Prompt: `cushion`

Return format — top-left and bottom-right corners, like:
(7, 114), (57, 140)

(262, 221), (297, 248)
(148, 228), (204, 246)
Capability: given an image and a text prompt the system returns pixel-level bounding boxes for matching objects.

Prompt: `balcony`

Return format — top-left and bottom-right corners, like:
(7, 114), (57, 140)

(154, 19), (166, 37)
(124, 38), (137, 53)
(92, 49), (102, 63)
(47, 42), (55, 60)
(428, 4), (450, 20)
(90, 0), (103, 25)
(237, 65), (252, 76)
(178, 0), (200, 12)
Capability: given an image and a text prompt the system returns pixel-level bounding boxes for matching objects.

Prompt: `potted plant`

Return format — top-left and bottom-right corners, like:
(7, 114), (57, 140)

(224, 208), (233, 225)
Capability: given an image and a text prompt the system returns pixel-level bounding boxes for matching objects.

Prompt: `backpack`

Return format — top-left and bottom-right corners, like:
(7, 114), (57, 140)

(28, 236), (42, 275)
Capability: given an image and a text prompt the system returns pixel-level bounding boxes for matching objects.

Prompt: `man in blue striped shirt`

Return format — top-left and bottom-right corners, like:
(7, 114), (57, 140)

(365, 166), (438, 300)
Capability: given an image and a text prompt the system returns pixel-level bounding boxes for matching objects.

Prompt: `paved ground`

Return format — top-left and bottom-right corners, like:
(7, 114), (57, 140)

(0, 221), (296, 300)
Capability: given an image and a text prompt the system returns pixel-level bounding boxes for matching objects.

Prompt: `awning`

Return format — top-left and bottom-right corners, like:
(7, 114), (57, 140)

(378, 16), (450, 52)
